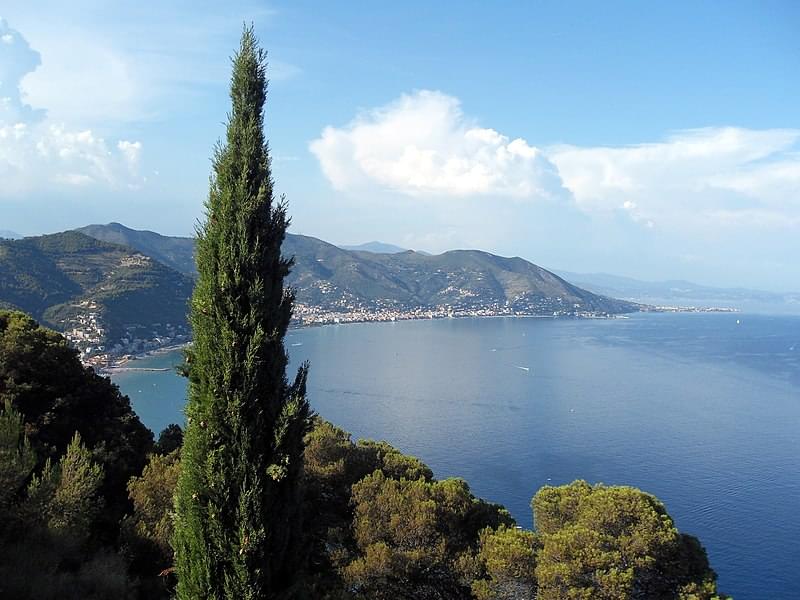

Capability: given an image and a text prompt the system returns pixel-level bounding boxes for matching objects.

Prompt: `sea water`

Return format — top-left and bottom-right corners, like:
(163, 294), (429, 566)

(112, 312), (800, 598)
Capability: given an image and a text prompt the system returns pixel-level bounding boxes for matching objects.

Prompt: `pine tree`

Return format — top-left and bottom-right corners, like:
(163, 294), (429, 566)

(26, 432), (104, 544)
(173, 26), (311, 599)
(0, 400), (36, 509)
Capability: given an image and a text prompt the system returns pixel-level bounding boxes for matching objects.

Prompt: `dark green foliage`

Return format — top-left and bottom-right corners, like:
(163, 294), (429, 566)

(0, 410), (135, 600)
(155, 423), (183, 455)
(532, 481), (725, 600)
(125, 449), (181, 563)
(172, 27), (311, 599)
(301, 419), (512, 600)
(0, 399), (37, 509)
(0, 390), (730, 600)
(0, 310), (153, 530)
(532, 478), (593, 535)
(343, 472), (514, 599)
(0, 531), (136, 600)
(302, 420), (422, 596)
(77, 222), (197, 276)
(120, 449), (182, 597)
(356, 438), (434, 482)
(469, 525), (539, 600)
(26, 432), (105, 545)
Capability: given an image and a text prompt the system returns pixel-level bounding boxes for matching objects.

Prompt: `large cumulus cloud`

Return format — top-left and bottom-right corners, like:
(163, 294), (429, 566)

(310, 90), (566, 201)
(310, 90), (800, 233)
(0, 19), (144, 197)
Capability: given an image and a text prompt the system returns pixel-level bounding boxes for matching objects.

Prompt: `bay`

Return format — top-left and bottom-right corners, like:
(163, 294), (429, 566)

(111, 312), (800, 598)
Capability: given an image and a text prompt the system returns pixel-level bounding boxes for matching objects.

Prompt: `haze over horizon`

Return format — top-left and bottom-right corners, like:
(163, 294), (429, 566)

(1, 1), (798, 292)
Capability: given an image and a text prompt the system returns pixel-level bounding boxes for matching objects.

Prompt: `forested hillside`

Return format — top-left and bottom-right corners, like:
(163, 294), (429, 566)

(79, 223), (639, 316)
(0, 232), (192, 353)
(0, 226), (637, 355)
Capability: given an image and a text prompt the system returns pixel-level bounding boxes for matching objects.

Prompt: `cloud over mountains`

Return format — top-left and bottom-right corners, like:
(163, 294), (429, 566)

(311, 90), (566, 201)
(311, 90), (800, 233)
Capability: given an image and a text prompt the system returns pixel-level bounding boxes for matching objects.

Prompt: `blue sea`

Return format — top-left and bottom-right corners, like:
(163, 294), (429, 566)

(112, 312), (800, 598)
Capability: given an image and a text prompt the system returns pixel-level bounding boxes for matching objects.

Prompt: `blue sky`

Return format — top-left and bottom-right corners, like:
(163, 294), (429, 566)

(1, 1), (798, 290)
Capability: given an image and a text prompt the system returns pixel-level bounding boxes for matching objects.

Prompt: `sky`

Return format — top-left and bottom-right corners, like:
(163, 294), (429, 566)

(0, 1), (798, 291)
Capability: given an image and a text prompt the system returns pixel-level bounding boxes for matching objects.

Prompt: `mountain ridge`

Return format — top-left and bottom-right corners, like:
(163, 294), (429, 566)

(556, 270), (800, 313)
(77, 223), (637, 316)
(0, 230), (193, 357)
(267, 229), (638, 316)
(0, 224), (641, 358)
(339, 241), (410, 254)
(77, 223), (630, 308)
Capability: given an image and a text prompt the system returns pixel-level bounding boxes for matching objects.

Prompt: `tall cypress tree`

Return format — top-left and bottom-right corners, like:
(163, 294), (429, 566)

(173, 27), (311, 599)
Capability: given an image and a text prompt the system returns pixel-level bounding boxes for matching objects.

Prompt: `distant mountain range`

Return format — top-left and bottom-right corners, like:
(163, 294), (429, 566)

(0, 231), (193, 354)
(78, 223), (636, 315)
(556, 270), (800, 314)
(0, 230), (21, 240)
(283, 235), (635, 315)
(77, 223), (197, 275)
(73, 224), (798, 312)
(0, 224), (638, 352)
(339, 241), (410, 254)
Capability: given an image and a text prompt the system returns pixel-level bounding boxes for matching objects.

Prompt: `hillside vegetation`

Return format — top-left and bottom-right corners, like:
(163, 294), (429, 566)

(0, 231), (192, 352)
(76, 224), (196, 277)
(0, 310), (726, 599)
(283, 233), (636, 314)
(79, 223), (639, 314)
(0, 226), (637, 353)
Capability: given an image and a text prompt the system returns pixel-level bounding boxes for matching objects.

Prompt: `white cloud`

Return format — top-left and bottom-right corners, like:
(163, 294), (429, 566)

(56, 173), (94, 186)
(19, 35), (142, 124)
(550, 127), (800, 230)
(708, 157), (800, 206)
(0, 19), (144, 197)
(5, 3), (292, 126)
(0, 122), (145, 194)
(117, 140), (142, 171)
(311, 91), (800, 233)
(310, 90), (565, 200)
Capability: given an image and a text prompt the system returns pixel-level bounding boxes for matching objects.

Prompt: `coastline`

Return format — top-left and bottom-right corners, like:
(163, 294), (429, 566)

(99, 342), (190, 374)
(95, 305), (738, 373)
(97, 313), (598, 372)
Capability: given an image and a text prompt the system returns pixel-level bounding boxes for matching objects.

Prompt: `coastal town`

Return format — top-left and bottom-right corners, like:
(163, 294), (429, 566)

(291, 300), (622, 327)
(62, 295), (621, 369)
(58, 300), (190, 371)
(58, 292), (739, 371)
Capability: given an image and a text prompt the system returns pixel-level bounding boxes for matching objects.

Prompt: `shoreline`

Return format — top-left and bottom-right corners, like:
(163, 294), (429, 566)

(100, 342), (190, 374)
(99, 313), (598, 371)
(96, 307), (739, 373)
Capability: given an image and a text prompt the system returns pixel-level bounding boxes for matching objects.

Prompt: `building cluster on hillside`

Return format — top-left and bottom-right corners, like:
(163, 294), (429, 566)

(291, 299), (616, 327)
(59, 299), (189, 368)
(109, 323), (190, 356)
(63, 301), (106, 356)
(81, 323), (190, 370)
(648, 305), (739, 313)
(61, 283), (736, 367)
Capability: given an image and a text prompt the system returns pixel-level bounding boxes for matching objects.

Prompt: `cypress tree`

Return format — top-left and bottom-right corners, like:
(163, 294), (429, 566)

(173, 27), (311, 599)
